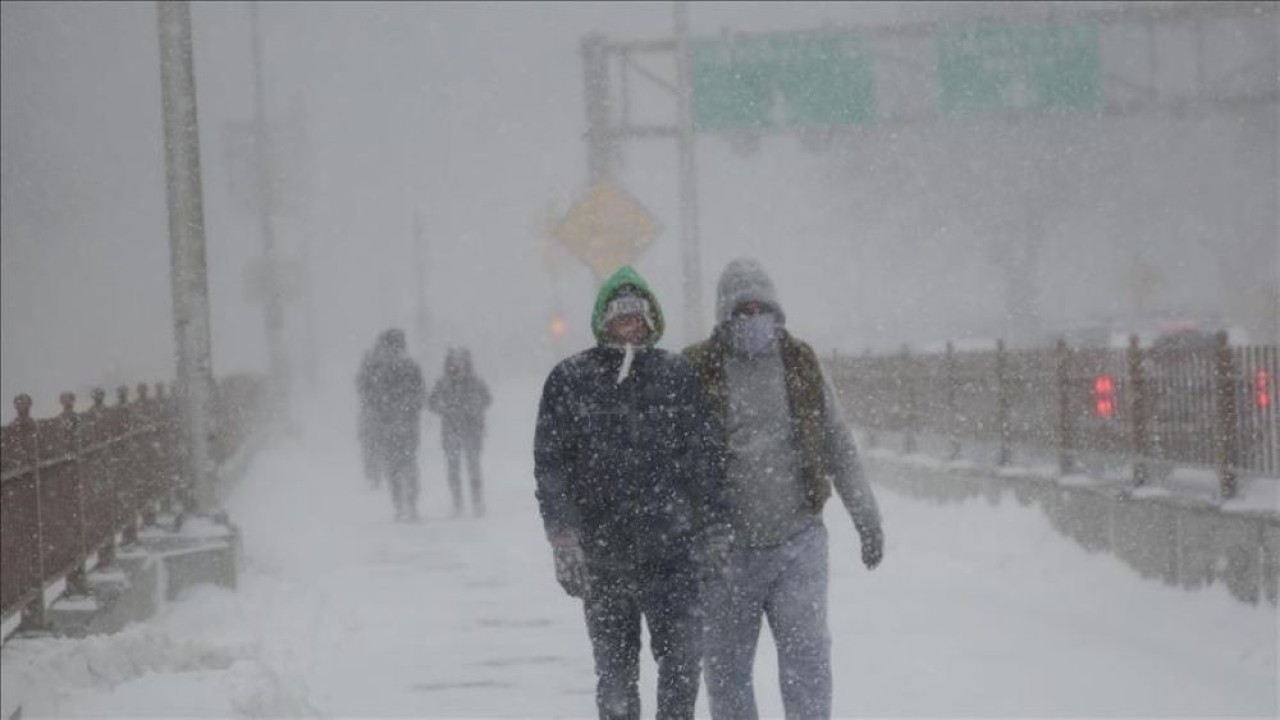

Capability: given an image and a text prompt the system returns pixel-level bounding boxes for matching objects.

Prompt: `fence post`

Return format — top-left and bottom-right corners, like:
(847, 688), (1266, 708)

(1214, 330), (1240, 500)
(13, 394), (48, 632)
(1056, 338), (1075, 475)
(155, 382), (176, 517)
(901, 345), (918, 454)
(1127, 335), (1151, 488)
(136, 383), (159, 529)
(116, 385), (139, 547)
(59, 392), (92, 598)
(945, 341), (960, 461)
(89, 387), (116, 568)
(996, 339), (1012, 467)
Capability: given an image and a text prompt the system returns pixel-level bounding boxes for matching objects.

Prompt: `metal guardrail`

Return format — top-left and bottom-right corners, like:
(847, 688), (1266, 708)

(0, 375), (265, 630)
(830, 332), (1278, 496)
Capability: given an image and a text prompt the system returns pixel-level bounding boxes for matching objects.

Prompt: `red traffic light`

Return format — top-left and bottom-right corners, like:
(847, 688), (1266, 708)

(1094, 374), (1115, 418)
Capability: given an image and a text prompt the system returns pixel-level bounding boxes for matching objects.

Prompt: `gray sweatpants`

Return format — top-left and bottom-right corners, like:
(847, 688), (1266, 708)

(703, 523), (831, 720)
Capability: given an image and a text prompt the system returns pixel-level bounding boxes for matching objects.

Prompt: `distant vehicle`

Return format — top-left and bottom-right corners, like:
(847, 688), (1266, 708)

(1058, 325), (1143, 350)
(1048, 316), (1250, 352)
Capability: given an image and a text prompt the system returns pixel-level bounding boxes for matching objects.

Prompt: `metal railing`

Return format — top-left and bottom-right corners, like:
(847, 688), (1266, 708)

(0, 375), (264, 629)
(830, 332), (1278, 497)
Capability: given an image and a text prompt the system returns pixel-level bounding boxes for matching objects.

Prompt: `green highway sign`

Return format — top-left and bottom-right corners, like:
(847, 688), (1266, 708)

(937, 22), (1100, 115)
(692, 30), (876, 132)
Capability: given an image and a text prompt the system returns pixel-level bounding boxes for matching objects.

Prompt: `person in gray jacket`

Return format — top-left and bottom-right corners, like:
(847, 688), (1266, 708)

(683, 258), (884, 720)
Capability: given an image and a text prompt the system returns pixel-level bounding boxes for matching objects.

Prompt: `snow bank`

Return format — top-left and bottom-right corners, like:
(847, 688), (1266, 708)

(2, 583), (319, 718)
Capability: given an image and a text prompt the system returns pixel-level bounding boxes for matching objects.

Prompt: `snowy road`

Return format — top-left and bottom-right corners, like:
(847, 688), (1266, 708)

(5, 375), (1277, 718)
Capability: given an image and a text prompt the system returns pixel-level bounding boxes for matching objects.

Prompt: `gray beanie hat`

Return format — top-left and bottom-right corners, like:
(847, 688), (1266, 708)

(715, 257), (786, 325)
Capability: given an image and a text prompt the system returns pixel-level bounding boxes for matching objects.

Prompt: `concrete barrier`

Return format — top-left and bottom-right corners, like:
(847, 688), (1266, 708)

(38, 518), (237, 640)
(869, 455), (1279, 606)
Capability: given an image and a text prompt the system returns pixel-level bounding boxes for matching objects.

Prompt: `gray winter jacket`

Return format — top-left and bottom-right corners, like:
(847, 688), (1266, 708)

(684, 258), (881, 547)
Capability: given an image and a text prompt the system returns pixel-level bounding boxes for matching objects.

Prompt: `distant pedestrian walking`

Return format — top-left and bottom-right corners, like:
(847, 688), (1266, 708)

(427, 347), (491, 518)
(356, 338), (386, 490)
(356, 328), (427, 522)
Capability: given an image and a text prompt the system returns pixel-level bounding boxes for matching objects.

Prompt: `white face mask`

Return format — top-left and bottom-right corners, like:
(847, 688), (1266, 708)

(728, 313), (779, 356)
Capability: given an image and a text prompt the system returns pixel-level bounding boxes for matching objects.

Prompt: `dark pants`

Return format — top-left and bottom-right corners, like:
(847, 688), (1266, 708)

(375, 425), (420, 520)
(443, 430), (483, 515)
(358, 411), (381, 488)
(582, 556), (703, 720)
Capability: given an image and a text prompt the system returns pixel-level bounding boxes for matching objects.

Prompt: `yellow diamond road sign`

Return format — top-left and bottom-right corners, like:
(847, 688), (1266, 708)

(554, 180), (660, 278)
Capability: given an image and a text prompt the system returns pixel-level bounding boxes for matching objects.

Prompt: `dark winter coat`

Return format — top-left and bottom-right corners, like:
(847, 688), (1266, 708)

(427, 373), (490, 439)
(534, 266), (730, 566)
(357, 347), (426, 452)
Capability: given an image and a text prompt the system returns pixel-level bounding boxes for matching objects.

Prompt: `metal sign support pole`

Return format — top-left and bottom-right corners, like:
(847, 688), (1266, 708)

(674, 1), (705, 343)
(249, 1), (290, 424)
(157, 0), (217, 515)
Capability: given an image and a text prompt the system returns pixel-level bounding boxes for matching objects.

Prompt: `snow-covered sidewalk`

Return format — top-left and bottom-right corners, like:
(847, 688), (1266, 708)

(3, 375), (1276, 718)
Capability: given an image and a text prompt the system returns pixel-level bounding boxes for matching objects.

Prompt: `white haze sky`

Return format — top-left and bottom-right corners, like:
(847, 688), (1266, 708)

(2, 0), (1277, 416)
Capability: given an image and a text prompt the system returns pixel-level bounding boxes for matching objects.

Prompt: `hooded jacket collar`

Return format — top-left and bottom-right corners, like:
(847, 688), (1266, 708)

(714, 257), (786, 326)
(591, 265), (665, 346)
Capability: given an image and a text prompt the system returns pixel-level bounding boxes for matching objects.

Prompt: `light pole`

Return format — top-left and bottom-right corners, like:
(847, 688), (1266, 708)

(674, 0), (704, 343)
(412, 211), (432, 361)
(249, 0), (290, 424)
(156, 0), (217, 515)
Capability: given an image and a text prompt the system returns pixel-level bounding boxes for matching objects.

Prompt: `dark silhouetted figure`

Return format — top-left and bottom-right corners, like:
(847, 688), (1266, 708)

(357, 328), (426, 522)
(427, 347), (491, 518)
(356, 336), (386, 490)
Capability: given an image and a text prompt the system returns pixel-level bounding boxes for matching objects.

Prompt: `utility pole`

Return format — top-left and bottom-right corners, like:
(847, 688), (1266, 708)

(412, 211), (432, 360)
(156, 0), (217, 515)
(673, 0), (704, 342)
(249, 0), (290, 424)
(286, 101), (318, 392)
(577, 12), (705, 336)
(298, 200), (319, 391)
(581, 33), (614, 187)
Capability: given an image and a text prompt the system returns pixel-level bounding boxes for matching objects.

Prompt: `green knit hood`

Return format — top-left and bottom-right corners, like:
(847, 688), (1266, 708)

(591, 265), (665, 345)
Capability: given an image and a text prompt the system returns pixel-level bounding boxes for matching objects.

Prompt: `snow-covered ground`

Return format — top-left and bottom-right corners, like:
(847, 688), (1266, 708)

(3, 375), (1277, 718)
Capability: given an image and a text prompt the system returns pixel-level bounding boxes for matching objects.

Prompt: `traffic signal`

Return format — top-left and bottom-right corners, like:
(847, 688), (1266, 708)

(1094, 374), (1115, 418)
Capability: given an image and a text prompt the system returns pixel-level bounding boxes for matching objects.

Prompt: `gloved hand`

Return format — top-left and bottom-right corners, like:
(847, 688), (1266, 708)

(860, 526), (883, 570)
(550, 531), (590, 598)
(696, 524), (734, 585)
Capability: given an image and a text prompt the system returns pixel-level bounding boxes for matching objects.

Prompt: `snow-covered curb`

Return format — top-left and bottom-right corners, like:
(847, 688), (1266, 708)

(859, 430), (1279, 522)
(864, 442), (1279, 608)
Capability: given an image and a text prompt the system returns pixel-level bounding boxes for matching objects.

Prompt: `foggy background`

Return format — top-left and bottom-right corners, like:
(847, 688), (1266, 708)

(3, 0), (1277, 418)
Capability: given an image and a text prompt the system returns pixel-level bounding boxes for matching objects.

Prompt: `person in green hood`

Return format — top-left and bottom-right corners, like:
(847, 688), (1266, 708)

(535, 265), (732, 720)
